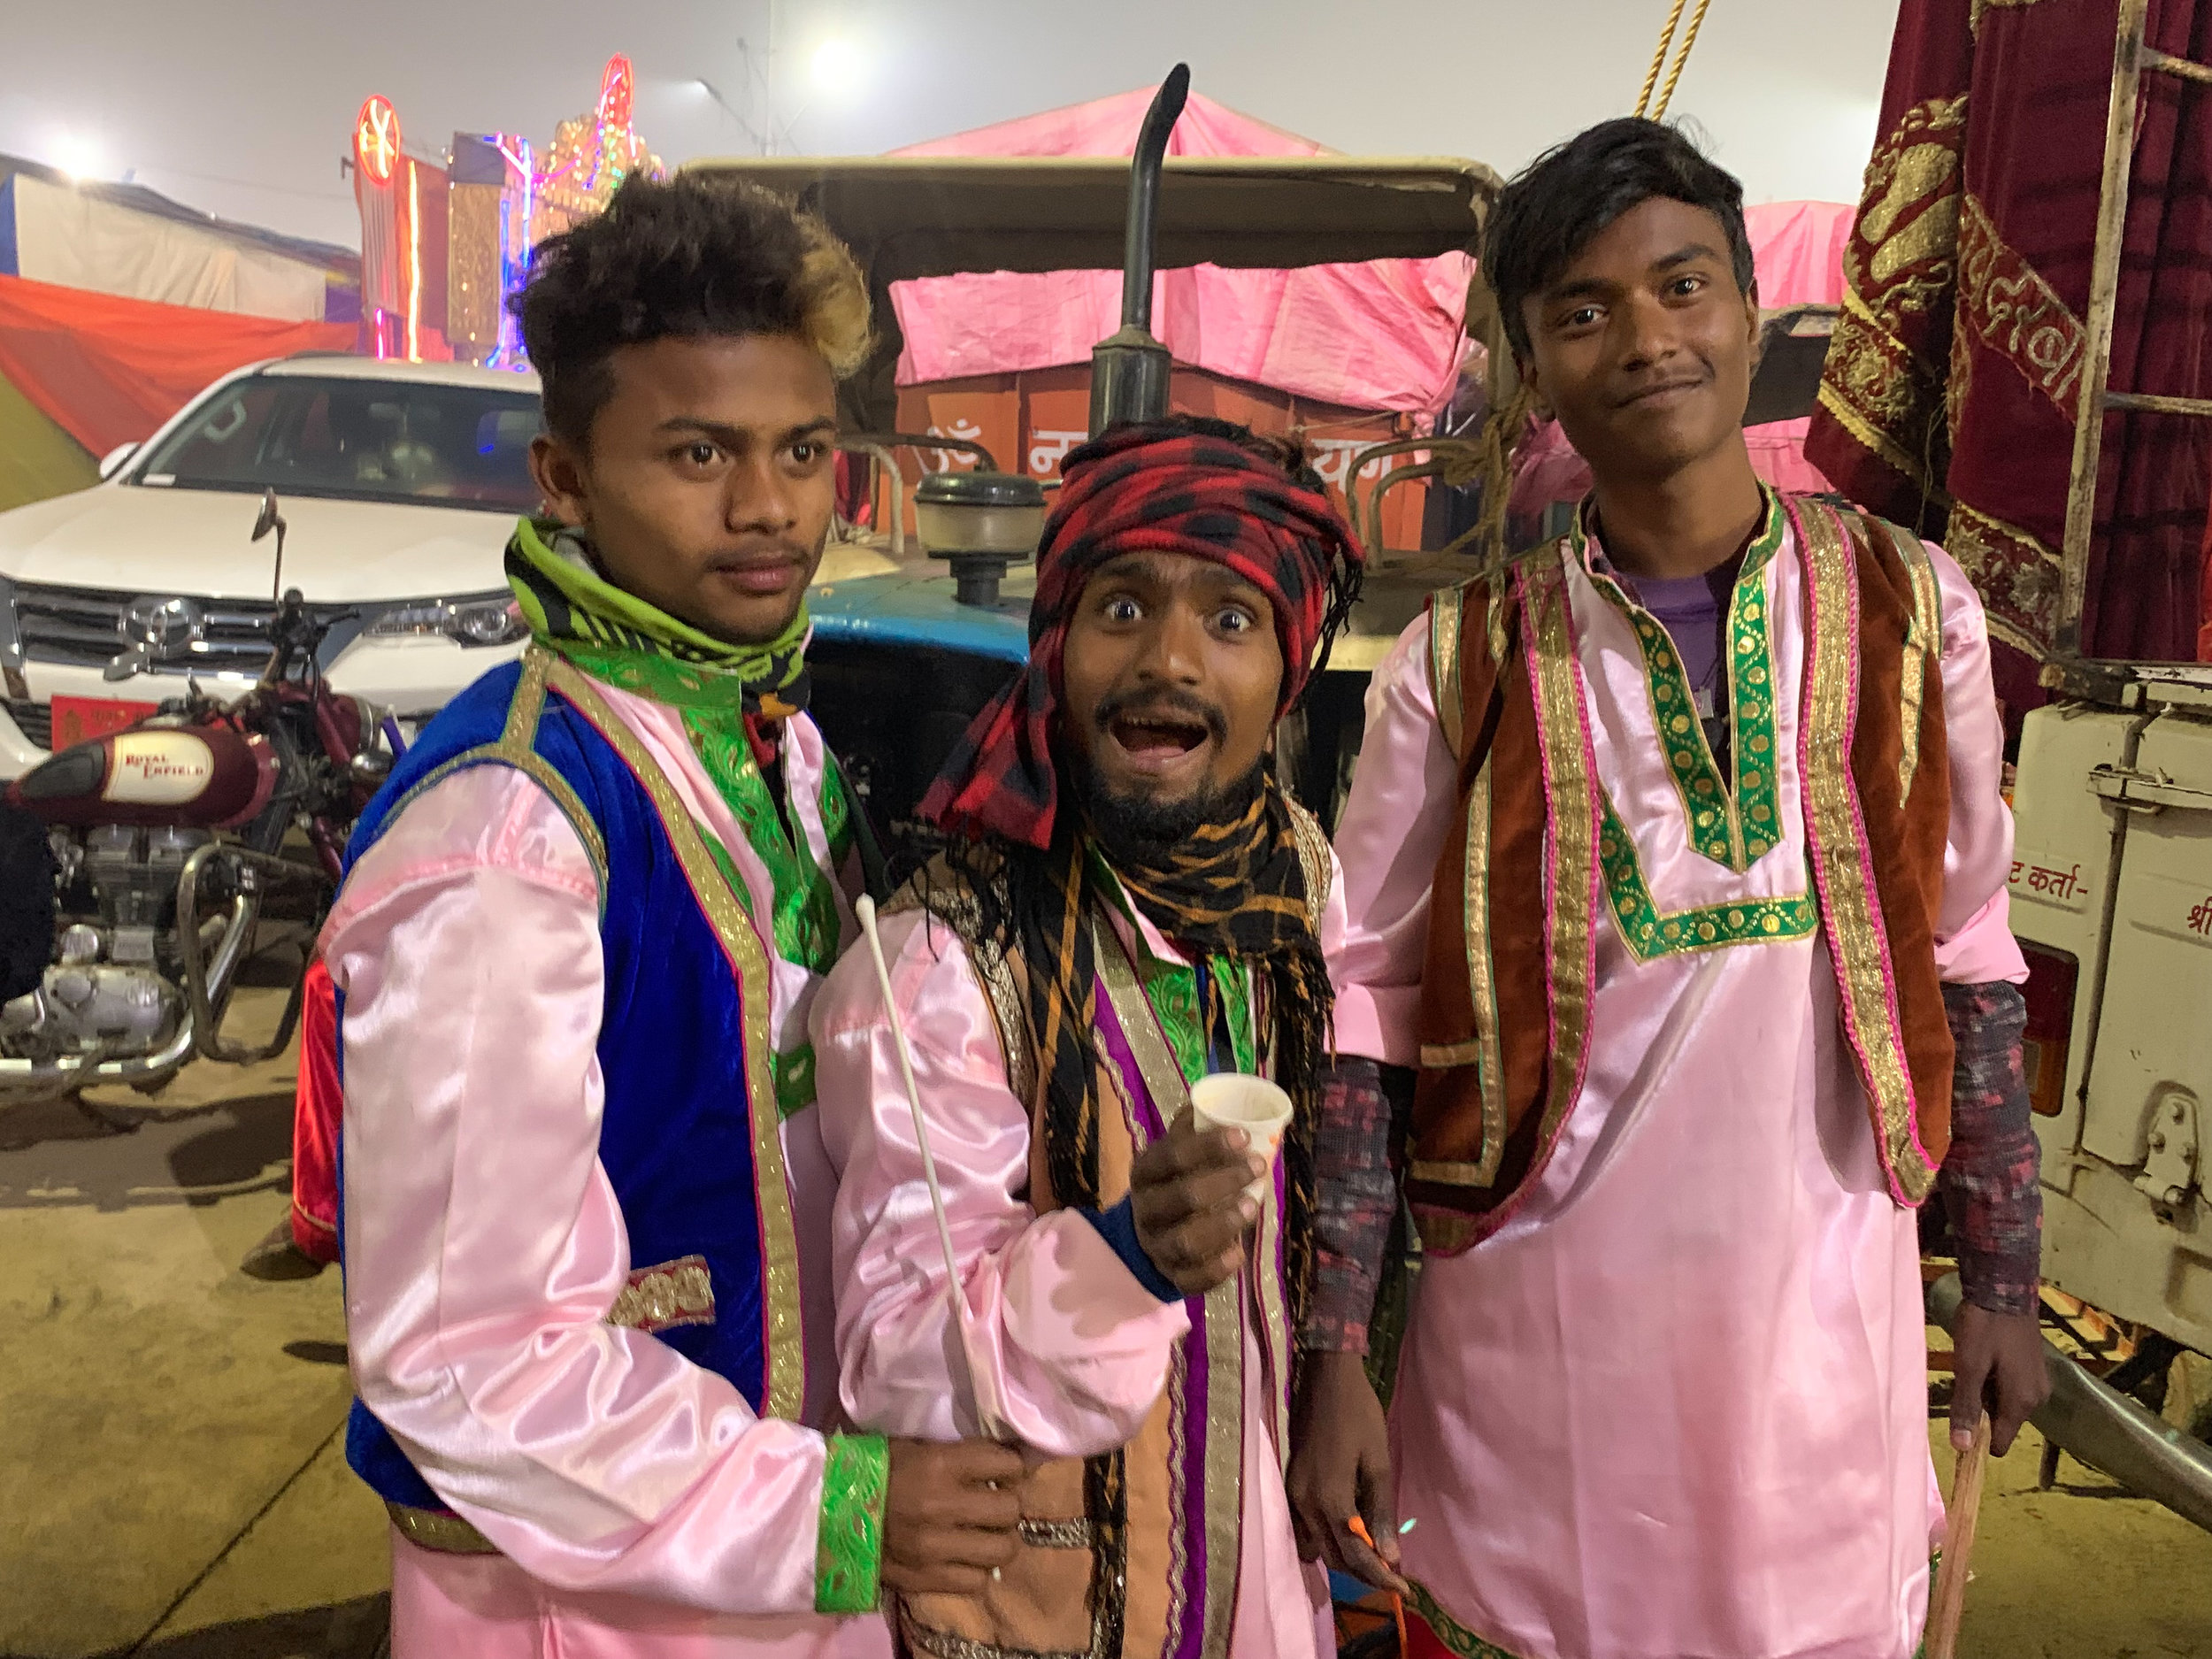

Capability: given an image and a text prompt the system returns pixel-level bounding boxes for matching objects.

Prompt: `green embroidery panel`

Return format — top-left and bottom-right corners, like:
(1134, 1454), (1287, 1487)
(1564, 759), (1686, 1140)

(1088, 857), (1260, 1085)
(1138, 954), (1258, 1086)
(1578, 490), (1788, 873)
(1598, 795), (1817, 964)
(684, 713), (843, 976)
(551, 638), (749, 712)
(813, 1432), (887, 1614)
(1403, 1580), (1527, 1659)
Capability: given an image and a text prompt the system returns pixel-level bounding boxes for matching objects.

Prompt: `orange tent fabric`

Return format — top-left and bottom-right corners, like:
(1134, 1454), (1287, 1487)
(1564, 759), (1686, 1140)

(0, 273), (354, 458)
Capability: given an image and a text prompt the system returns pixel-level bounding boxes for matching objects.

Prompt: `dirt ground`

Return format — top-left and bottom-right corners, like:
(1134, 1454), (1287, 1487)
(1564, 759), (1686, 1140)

(3, 988), (2209, 1658)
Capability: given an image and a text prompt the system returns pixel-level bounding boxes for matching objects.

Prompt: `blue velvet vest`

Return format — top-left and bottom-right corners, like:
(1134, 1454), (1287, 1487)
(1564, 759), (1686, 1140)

(340, 648), (805, 1512)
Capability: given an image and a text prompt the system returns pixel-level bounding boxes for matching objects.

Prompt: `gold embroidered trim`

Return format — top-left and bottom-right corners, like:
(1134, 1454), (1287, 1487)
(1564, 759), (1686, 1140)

(1460, 758), (1506, 1182)
(543, 657), (808, 1419)
(387, 1502), (498, 1555)
(1889, 524), (1942, 802)
(1408, 1156), (1494, 1187)
(1018, 1517), (1099, 1549)
(1943, 497), (2061, 661)
(1794, 503), (1937, 1202)
(607, 1254), (715, 1334)
(1596, 795), (1818, 964)
(1430, 581), (1469, 760)
(362, 648), (611, 910)
(1418, 1041), (1482, 1069)
(899, 1611), (1094, 1659)
(1523, 555), (1600, 1181)
(1286, 796), (1333, 941)
(1096, 924), (1243, 1659)
(1956, 190), (2087, 422)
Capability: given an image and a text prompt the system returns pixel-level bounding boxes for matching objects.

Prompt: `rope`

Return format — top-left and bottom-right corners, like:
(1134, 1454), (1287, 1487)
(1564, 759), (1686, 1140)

(1634, 0), (1691, 118)
(1648, 0), (1715, 119)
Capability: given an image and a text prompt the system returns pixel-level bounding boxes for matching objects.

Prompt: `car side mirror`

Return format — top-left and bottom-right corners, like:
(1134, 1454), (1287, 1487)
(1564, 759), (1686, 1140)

(97, 442), (140, 481)
(252, 488), (285, 543)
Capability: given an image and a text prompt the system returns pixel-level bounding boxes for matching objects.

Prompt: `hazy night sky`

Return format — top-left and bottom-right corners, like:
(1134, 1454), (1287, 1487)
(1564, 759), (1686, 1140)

(0, 0), (1901, 250)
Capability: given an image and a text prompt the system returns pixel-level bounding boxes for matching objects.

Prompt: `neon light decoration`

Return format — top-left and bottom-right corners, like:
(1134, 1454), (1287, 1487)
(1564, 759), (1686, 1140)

(354, 95), (400, 186)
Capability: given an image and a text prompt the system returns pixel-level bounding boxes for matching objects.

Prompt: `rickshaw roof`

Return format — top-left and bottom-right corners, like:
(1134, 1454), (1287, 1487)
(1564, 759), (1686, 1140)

(682, 155), (1500, 278)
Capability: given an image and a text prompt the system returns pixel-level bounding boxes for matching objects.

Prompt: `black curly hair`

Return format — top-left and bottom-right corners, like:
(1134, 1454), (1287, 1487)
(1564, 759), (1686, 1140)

(512, 171), (870, 448)
(1482, 117), (1756, 362)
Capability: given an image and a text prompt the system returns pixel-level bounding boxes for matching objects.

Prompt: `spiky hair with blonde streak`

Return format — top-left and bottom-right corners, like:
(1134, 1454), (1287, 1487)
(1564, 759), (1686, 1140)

(514, 171), (872, 447)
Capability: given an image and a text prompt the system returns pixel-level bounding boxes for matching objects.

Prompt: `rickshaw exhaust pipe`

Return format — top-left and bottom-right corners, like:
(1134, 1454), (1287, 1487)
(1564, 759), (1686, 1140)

(1088, 64), (1189, 435)
(1927, 1273), (2212, 1533)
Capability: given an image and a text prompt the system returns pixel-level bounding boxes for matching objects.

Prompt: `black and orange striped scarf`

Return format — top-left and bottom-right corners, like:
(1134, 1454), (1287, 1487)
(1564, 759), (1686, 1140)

(1004, 770), (1329, 1332)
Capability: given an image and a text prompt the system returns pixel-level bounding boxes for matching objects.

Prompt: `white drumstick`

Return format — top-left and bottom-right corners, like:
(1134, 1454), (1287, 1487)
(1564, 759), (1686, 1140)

(854, 896), (1010, 1440)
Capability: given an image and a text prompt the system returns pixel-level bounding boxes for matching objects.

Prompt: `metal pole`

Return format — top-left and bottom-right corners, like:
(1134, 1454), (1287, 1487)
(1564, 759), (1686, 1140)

(2057, 0), (2149, 661)
(1088, 65), (1190, 434)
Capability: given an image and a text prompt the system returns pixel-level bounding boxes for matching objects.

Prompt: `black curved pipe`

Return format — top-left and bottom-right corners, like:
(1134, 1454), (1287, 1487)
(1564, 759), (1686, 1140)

(1121, 64), (1189, 332)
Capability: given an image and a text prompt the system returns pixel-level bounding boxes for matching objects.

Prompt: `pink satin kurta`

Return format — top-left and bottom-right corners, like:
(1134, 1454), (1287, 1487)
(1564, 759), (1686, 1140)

(1331, 527), (2024, 1659)
(810, 887), (1343, 1657)
(326, 682), (888, 1659)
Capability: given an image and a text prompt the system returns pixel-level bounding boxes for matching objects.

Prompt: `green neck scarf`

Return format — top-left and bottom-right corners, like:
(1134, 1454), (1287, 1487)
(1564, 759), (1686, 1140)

(505, 516), (810, 718)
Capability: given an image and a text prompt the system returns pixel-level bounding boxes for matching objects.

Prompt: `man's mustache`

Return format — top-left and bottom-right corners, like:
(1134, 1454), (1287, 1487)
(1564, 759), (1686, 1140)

(1090, 687), (1229, 746)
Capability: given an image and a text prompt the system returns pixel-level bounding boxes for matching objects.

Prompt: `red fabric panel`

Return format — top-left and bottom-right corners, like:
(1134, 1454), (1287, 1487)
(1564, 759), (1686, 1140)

(0, 273), (354, 457)
(288, 956), (342, 1263)
(1808, 0), (2212, 703)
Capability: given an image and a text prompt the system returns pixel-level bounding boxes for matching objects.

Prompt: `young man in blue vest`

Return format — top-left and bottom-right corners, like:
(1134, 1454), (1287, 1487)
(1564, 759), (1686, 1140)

(326, 173), (1022, 1658)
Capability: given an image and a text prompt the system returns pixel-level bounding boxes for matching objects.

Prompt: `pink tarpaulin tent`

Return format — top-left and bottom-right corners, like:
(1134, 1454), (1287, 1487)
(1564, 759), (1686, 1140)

(886, 89), (1475, 416)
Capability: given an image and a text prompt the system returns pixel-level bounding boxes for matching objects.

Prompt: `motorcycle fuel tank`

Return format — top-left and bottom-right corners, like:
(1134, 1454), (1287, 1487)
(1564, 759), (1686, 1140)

(4, 721), (275, 829)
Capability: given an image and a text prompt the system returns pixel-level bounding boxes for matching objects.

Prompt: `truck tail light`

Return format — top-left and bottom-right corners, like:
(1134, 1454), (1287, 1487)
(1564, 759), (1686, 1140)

(2018, 942), (2078, 1118)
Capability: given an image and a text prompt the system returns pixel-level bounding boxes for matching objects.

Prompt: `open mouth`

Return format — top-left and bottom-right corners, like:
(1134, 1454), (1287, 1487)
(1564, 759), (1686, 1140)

(1106, 711), (1213, 767)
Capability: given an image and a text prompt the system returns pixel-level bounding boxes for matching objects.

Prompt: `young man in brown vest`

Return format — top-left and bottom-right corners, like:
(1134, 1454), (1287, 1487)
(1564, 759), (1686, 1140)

(1289, 119), (2049, 1659)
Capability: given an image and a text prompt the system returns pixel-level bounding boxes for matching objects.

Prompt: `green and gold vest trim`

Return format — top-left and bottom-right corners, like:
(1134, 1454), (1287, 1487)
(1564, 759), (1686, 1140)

(1574, 488), (1788, 872)
(1597, 795), (1819, 964)
(813, 1432), (888, 1615)
(682, 714), (853, 1120)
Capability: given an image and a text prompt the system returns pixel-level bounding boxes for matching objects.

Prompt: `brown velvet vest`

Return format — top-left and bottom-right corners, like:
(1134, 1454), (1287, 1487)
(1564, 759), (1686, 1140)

(1406, 494), (1958, 1256)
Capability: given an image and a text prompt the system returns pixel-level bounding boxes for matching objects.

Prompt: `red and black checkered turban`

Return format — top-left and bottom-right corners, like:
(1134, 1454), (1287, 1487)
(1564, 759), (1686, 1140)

(919, 426), (1365, 849)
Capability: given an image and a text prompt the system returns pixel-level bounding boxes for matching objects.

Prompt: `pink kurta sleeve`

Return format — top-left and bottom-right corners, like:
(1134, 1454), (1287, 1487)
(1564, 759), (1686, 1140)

(1329, 609), (1458, 1064)
(811, 908), (1189, 1455)
(1926, 545), (2029, 987)
(326, 764), (839, 1617)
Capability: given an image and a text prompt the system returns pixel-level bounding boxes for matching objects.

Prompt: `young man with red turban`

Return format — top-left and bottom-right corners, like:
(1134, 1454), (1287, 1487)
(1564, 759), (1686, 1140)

(811, 417), (1367, 1658)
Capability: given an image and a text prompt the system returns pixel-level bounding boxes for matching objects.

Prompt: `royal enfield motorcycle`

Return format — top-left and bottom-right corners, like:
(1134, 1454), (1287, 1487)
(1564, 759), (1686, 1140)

(0, 491), (396, 1101)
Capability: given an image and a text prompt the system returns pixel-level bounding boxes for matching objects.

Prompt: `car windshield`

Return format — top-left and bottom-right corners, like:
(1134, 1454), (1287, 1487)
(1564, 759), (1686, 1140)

(134, 374), (542, 514)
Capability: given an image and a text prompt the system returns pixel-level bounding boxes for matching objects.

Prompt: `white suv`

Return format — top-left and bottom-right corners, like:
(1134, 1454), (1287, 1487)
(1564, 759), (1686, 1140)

(0, 355), (542, 776)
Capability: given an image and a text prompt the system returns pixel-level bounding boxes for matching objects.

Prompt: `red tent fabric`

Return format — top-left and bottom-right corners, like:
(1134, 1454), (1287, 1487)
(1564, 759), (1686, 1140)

(0, 273), (354, 458)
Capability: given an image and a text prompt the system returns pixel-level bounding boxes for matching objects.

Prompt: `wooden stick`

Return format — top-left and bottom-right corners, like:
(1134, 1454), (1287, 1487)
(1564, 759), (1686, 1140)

(854, 895), (1010, 1440)
(1925, 1414), (1994, 1659)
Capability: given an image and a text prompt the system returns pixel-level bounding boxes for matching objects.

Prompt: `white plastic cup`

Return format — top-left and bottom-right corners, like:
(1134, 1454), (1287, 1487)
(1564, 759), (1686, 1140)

(1189, 1074), (1294, 1203)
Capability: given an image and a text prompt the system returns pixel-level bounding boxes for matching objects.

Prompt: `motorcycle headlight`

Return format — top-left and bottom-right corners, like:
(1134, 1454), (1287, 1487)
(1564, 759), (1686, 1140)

(365, 592), (527, 648)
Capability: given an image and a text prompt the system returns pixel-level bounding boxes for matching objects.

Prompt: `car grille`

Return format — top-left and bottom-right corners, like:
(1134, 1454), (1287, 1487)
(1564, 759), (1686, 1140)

(10, 582), (340, 675)
(4, 696), (52, 749)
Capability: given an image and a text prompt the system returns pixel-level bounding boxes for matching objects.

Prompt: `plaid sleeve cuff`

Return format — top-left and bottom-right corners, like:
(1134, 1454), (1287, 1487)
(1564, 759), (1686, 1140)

(814, 1433), (887, 1615)
(1301, 1056), (1398, 1353)
(1939, 982), (2044, 1317)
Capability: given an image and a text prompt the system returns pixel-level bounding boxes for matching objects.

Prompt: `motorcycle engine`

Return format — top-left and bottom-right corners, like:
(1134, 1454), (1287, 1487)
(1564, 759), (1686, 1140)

(0, 825), (208, 1061)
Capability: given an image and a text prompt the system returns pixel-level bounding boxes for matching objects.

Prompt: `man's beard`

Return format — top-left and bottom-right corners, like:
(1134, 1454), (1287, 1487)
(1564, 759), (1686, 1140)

(1079, 755), (1268, 867)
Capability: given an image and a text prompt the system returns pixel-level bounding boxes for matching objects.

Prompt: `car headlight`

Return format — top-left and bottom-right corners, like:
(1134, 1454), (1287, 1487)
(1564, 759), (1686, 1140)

(365, 592), (528, 648)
